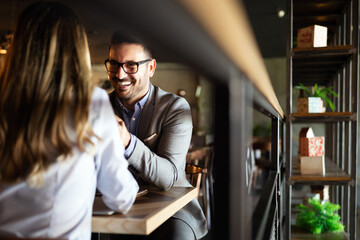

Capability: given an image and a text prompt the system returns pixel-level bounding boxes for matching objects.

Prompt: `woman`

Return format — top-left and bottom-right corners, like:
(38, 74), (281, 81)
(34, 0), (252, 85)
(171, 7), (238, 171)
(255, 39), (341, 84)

(0, 1), (138, 239)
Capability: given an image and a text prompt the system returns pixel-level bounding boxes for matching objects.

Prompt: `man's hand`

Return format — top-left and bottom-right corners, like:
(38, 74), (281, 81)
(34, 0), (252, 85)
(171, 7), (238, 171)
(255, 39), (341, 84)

(115, 115), (131, 148)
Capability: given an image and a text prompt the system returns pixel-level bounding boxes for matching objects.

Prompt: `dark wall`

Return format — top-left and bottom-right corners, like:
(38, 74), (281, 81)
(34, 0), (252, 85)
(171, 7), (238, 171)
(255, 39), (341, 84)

(243, 0), (287, 58)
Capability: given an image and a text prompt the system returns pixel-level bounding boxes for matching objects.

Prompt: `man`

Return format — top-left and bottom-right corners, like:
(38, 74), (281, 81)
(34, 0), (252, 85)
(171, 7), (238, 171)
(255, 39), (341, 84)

(105, 31), (208, 240)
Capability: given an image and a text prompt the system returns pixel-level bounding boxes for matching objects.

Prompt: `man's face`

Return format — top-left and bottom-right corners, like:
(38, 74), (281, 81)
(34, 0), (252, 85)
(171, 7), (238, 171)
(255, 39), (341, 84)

(108, 43), (156, 104)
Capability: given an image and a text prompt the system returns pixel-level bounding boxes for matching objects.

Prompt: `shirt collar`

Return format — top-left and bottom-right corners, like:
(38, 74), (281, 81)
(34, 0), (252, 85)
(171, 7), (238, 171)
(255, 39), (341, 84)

(117, 83), (151, 112)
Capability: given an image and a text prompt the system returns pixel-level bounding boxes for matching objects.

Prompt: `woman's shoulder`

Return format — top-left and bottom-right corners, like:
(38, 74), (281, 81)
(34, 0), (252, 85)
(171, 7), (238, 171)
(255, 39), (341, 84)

(88, 87), (113, 125)
(91, 86), (109, 100)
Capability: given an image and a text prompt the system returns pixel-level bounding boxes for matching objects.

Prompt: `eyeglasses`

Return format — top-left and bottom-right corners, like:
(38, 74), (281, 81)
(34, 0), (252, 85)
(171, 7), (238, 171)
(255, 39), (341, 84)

(104, 58), (151, 74)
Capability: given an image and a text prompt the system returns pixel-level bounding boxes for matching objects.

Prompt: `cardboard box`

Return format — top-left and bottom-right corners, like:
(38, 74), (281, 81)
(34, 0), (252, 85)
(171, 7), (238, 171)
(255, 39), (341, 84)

(300, 137), (325, 156)
(297, 98), (308, 113)
(297, 25), (328, 48)
(300, 155), (325, 175)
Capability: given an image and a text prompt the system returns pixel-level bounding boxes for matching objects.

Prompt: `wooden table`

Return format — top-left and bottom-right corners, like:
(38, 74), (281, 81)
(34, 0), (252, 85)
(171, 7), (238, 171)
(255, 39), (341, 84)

(92, 187), (197, 235)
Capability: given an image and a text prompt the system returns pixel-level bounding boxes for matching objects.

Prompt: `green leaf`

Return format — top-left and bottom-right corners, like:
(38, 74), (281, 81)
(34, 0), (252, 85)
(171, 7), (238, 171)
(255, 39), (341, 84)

(322, 95), (336, 111)
(326, 88), (338, 97)
(313, 83), (318, 95)
(295, 196), (344, 234)
(296, 83), (338, 111)
(295, 83), (311, 97)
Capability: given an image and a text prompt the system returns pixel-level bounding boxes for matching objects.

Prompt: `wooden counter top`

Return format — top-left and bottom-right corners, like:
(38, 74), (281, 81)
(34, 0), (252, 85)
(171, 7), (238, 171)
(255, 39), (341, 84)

(92, 187), (197, 235)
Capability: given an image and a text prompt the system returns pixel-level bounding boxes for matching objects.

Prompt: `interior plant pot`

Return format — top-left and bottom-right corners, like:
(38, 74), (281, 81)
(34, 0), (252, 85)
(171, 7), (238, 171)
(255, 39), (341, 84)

(308, 97), (323, 113)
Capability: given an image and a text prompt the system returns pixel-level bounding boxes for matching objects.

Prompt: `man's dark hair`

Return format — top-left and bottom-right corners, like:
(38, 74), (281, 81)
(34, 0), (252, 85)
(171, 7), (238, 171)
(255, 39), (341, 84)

(110, 30), (154, 58)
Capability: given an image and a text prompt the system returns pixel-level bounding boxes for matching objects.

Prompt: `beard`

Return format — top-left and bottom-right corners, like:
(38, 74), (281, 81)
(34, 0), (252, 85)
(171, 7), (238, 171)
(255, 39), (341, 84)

(112, 76), (147, 102)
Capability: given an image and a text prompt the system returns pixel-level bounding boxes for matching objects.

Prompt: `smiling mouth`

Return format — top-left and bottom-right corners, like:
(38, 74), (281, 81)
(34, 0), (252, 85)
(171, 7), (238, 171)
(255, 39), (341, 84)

(118, 81), (131, 86)
(112, 78), (132, 87)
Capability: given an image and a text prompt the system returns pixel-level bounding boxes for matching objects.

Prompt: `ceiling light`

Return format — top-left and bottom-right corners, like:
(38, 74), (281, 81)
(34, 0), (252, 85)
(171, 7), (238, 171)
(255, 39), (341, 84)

(277, 9), (285, 18)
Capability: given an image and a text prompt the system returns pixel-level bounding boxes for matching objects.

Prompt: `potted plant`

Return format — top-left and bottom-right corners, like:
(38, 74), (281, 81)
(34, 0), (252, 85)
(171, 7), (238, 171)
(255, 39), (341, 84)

(296, 196), (344, 234)
(295, 83), (338, 112)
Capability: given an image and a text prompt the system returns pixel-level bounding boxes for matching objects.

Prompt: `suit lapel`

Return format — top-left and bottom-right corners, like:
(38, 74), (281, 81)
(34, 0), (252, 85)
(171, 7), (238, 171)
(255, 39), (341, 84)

(137, 84), (156, 141)
(109, 91), (124, 119)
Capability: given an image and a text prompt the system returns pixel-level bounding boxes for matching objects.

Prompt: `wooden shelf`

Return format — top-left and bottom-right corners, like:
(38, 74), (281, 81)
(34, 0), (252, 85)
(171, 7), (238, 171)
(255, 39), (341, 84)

(293, 0), (347, 32)
(287, 0), (358, 238)
(291, 46), (355, 85)
(291, 112), (354, 123)
(290, 159), (351, 185)
(291, 226), (349, 240)
(293, 0), (348, 41)
(292, 45), (356, 56)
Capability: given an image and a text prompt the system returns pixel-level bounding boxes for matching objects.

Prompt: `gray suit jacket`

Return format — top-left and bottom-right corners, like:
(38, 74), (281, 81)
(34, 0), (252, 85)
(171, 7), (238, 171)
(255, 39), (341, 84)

(109, 84), (207, 239)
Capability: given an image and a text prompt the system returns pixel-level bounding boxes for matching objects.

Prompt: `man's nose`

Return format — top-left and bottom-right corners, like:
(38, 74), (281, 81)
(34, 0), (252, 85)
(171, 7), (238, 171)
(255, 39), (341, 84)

(116, 66), (128, 79)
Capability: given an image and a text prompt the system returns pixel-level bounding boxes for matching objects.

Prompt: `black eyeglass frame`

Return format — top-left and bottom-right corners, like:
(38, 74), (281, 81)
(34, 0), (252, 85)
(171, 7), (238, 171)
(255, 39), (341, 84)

(104, 58), (152, 74)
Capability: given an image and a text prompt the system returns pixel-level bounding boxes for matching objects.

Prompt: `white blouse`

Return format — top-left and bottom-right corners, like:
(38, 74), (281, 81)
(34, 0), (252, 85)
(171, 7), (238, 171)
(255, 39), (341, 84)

(0, 87), (139, 239)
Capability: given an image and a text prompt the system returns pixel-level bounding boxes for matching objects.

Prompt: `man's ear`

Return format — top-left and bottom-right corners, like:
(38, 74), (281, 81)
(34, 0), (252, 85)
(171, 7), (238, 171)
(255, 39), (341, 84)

(148, 59), (156, 77)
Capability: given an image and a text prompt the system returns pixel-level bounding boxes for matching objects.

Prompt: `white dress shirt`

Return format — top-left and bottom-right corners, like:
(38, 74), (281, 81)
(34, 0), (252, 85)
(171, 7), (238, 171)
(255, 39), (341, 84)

(0, 87), (139, 240)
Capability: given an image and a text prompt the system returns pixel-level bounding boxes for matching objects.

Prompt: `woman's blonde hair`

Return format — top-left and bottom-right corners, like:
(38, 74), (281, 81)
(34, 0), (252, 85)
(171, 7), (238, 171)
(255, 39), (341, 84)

(0, 1), (96, 183)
